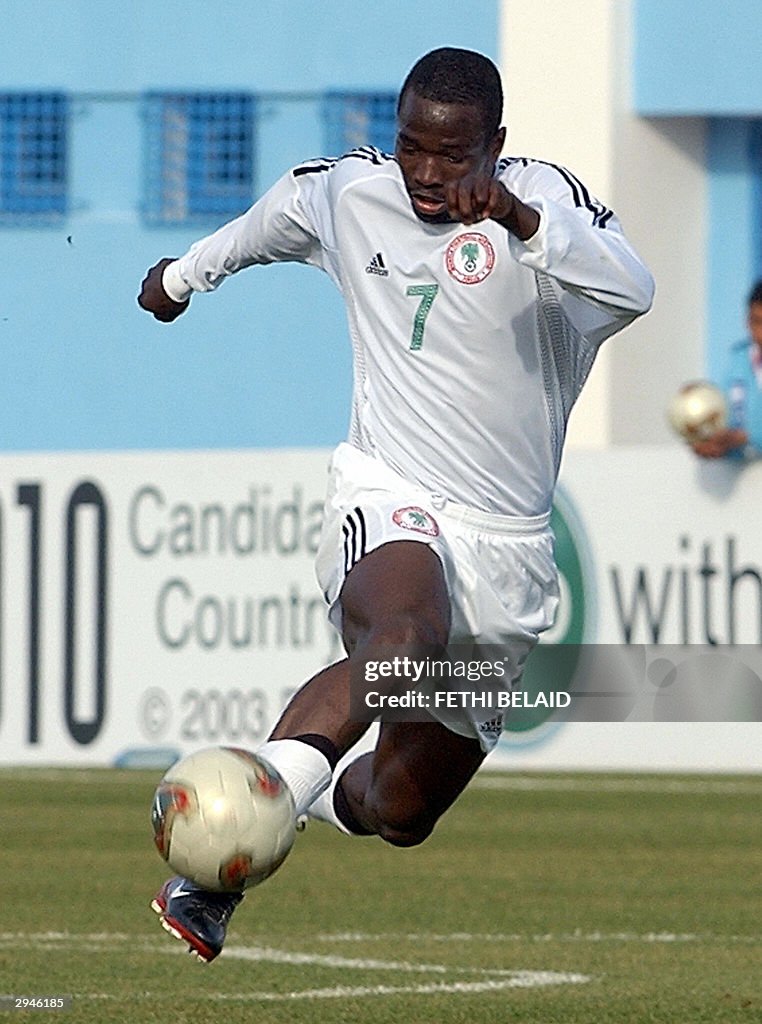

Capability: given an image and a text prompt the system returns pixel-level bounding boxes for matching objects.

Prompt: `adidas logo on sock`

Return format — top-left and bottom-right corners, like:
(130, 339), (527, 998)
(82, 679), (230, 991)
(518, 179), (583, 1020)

(365, 252), (389, 277)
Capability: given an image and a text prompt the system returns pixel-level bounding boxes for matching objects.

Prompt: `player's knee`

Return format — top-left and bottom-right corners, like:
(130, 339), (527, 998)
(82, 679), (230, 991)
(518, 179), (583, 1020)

(367, 792), (436, 848)
(377, 813), (435, 848)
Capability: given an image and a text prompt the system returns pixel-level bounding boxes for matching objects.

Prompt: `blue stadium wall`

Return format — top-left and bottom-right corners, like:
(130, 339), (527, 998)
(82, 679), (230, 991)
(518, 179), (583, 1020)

(0, 1), (498, 453)
(635, 0), (762, 381)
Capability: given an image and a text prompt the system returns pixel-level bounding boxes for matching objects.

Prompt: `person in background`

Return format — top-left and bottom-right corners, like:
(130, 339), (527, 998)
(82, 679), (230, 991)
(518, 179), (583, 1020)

(691, 280), (762, 459)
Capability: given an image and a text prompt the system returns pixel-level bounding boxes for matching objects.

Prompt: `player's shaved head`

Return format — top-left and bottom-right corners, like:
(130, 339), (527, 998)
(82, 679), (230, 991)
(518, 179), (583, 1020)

(398, 47), (503, 140)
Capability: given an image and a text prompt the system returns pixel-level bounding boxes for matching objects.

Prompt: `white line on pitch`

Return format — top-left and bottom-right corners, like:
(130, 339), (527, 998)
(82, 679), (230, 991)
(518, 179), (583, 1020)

(3, 930), (760, 950)
(221, 945), (451, 972)
(2, 932), (591, 1001)
(472, 774), (762, 794)
(3, 768), (761, 793)
(79, 974), (590, 1004)
(207, 975), (591, 1000)
(0, 931), (134, 942)
(315, 930), (762, 945)
(0, 768), (151, 783)
(219, 944), (581, 977)
(0, 932), (583, 979)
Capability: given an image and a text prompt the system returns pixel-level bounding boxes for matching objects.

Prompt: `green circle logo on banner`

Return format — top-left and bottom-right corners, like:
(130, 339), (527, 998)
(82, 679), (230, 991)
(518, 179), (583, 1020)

(501, 485), (595, 743)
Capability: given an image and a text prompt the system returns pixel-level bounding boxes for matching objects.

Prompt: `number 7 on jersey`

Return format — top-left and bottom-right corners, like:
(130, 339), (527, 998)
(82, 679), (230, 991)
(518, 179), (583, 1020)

(405, 284), (439, 351)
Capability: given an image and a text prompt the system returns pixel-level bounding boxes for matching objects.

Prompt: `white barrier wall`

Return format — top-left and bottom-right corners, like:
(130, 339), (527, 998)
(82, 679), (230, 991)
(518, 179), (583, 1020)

(0, 447), (760, 770)
(0, 451), (339, 767)
(492, 447), (762, 772)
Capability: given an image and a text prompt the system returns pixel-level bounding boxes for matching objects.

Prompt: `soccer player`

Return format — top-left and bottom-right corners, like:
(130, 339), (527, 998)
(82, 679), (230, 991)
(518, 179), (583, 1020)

(139, 47), (654, 961)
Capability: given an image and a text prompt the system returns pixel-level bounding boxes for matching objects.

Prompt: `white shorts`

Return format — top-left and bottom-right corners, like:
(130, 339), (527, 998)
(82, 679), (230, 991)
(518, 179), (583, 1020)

(315, 444), (559, 751)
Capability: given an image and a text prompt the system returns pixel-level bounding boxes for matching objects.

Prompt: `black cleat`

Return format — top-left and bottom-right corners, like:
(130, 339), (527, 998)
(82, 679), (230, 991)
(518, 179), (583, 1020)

(150, 876), (244, 962)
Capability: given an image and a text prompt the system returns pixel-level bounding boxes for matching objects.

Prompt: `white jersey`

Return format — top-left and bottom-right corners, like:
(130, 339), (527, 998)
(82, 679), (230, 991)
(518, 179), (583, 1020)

(165, 148), (654, 517)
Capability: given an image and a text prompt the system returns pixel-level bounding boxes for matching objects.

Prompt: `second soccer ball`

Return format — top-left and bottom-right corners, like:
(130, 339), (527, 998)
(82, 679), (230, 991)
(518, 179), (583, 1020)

(667, 380), (727, 442)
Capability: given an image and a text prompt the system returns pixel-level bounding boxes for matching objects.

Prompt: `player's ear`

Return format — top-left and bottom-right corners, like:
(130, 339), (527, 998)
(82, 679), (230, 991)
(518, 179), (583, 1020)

(489, 126), (506, 161)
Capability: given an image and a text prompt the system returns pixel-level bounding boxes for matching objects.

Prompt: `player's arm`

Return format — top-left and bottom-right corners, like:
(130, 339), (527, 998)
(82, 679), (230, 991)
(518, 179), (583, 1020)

(445, 165), (653, 335)
(136, 170), (324, 322)
(690, 349), (760, 460)
(494, 162), (654, 333)
(690, 428), (748, 459)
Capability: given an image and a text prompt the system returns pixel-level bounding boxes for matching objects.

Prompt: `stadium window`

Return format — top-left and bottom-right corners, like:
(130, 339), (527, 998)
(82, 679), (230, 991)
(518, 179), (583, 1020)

(0, 92), (68, 223)
(322, 92), (397, 155)
(142, 92), (256, 225)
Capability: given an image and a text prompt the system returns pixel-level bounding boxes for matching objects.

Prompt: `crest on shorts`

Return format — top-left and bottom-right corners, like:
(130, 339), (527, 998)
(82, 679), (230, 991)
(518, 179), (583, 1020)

(392, 506), (440, 537)
(445, 232), (495, 284)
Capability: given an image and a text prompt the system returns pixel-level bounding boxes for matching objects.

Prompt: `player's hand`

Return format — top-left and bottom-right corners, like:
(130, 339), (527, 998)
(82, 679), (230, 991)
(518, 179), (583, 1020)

(444, 174), (514, 226)
(137, 258), (190, 322)
(444, 176), (540, 240)
(690, 428), (748, 459)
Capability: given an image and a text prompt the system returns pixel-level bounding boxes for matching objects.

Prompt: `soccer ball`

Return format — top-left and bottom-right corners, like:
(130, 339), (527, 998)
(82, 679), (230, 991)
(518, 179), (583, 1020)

(151, 747), (296, 892)
(667, 381), (727, 442)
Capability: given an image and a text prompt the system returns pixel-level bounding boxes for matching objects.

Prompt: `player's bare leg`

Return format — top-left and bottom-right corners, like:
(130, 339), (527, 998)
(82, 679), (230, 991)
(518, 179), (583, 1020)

(271, 539), (450, 733)
(335, 720), (485, 845)
(268, 540), (484, 843)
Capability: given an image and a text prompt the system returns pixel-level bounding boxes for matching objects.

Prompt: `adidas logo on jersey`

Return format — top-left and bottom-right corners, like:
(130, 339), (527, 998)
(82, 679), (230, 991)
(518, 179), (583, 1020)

(365, 252), (389, 277)
(479, 716), (504, 736)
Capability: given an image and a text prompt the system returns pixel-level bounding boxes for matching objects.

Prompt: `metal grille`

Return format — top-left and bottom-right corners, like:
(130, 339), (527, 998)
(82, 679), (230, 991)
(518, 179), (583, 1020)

(143, 92), (255, 225)
(0, 92), (67, 221)
(323, 92), (397, 156)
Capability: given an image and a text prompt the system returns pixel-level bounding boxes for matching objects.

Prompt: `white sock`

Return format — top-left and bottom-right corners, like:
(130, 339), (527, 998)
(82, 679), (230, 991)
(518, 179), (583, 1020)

(307, 772), (354, 835)
(257, 739), (332, 818)
(306, 737), (377, 835)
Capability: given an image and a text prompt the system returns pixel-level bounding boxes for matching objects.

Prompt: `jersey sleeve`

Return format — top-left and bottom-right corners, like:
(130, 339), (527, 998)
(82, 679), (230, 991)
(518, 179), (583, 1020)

(164, 165), (332, 299)
(499, 160), (655, 346)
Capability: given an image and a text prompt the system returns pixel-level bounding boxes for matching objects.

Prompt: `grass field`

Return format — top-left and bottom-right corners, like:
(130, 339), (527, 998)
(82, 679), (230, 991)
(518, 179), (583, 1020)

(1, 768), (760, 1023)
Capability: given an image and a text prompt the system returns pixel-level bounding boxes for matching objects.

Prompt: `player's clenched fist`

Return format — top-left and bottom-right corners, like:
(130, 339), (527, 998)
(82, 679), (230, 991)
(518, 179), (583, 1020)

(444, 174), (514, 226)
(138, 258), (190, 322)
(444, 175), (540, 240)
